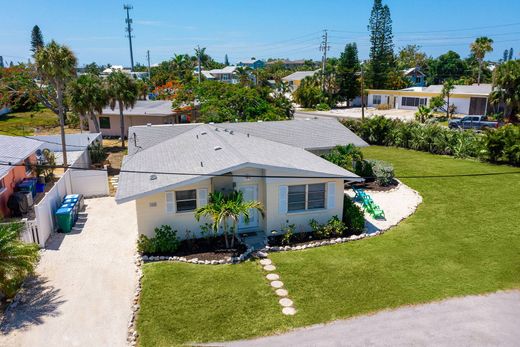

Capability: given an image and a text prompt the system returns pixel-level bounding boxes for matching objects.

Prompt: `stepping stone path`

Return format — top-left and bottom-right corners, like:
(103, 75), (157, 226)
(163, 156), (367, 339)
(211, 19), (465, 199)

(259, 257), (297, 315)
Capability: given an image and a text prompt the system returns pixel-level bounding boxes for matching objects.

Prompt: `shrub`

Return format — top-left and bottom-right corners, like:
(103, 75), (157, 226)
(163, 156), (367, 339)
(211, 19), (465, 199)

(137, 225), (180, 255)
(88, 141), (107, 165)
(354, 159), (374, 179)
(322, 144), (363, 170)
(315, 103), (331, 111)
(376, 103), (391, 110)
(367, 159), (395, 186)
(342, 196), (365, 235)
(309, 216), (346, 239)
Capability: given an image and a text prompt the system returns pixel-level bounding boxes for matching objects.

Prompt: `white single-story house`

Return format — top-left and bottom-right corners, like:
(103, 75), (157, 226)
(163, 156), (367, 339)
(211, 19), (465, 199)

(88, 100), (189, 137)
(116, 119), (367, 239)
(282, 70), (320, 91)
(367, 84), (492, 115)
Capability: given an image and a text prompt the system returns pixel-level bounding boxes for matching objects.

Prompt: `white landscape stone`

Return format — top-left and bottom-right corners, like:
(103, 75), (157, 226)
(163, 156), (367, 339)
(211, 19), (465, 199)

(260, 259), (272, 266)
(279, 298), (293, 307)
(266, 273), (280, 280)
(275, 288), (288, 297)
(263, 264), (276, 271)
(282, 307), (297, 315)
(270, 280), (284, 288)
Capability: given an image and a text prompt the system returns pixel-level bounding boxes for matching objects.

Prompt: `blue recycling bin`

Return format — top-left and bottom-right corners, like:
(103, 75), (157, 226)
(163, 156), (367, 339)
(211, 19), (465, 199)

(17, 180), (36, 197)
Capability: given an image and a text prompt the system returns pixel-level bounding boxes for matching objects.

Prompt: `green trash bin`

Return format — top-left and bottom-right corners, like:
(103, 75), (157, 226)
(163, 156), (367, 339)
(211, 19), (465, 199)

(56, 206), (73, 233)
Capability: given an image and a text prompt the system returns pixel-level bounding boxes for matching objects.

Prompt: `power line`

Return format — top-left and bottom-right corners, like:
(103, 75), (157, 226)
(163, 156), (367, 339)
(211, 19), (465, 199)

(0, 162), (518, 181)
(0, 129), (92, 149)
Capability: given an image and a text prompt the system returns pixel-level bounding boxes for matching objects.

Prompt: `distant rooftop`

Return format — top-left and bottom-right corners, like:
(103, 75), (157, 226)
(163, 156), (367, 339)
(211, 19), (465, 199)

(423, 84), (493, 95)
(0, 135), (43, 178)
(282, 70), (320, 82)
(101, 100), (174, 117)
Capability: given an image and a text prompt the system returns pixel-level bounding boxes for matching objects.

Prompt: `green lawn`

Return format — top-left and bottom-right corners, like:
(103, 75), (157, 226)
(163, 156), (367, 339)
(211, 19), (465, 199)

(0, 108), (59, 136)
(137, 147), (520, 346)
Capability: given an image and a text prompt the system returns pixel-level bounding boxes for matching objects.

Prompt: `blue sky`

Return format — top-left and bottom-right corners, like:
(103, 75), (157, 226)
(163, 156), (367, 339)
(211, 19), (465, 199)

(1, 0), (520, 67)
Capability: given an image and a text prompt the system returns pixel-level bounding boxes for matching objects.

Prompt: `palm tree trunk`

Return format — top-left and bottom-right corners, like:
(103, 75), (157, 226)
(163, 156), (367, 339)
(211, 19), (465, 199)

(223, 219), (229, 249)
(57, 86), (68, 167)
(230, 221), (236, 249)
(89, 111), (100, 133)
(477, 60), (482, 85)
(79, 113), (85, 133)
(118, 101), (125, 148)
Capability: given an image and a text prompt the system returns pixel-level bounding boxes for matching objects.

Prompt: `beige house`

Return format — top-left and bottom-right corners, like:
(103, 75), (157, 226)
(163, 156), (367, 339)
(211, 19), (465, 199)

(115, 120), (367, 239)
(89, 100), (192, 137)
(367, 84), (493, 115)
(282, 70), (320, 91)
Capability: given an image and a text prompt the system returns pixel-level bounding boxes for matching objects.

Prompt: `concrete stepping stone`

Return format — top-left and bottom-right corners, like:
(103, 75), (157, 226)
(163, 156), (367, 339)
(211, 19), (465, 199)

(266, 273), (279, 281)
(282, 307), (297, 315)
(259, 259), (272, 266)
(263, 264), (276, 271)
(279, 298), (293, 307)
(275, 288), (288, 297)
(270, 280), (283, 288)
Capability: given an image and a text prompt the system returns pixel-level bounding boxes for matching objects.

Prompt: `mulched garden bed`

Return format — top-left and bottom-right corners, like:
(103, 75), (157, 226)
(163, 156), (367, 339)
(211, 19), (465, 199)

(352, 178), (399, 192)
(144, 235), (247, 262)
(267, 230), (363, 248)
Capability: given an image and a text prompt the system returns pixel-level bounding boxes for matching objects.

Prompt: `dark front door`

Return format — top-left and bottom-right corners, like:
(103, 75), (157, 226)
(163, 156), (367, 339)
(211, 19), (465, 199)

(469, 97), (487, 115)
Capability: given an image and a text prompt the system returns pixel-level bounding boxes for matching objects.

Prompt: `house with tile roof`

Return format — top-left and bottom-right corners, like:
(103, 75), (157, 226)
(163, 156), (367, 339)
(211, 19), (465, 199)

(116, 119), (366, 240)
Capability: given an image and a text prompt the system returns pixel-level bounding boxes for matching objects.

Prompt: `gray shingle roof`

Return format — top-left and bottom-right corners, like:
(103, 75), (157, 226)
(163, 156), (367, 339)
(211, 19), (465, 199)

(127, 119), (367, 155)
(423, 84), (492, 95)
(101, 100), (174, 117)
(282, 70), (319, 82)
(116, 124), (362, 203)
(0, 135), (43, 178)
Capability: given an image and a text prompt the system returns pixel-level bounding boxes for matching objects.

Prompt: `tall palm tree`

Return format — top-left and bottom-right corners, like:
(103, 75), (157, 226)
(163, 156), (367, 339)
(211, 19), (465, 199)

(0, 223), (40, 298)
(67, 74), (108, 133)
(491, 60), (520, 121)
(35, 40), (77, 166)
(442, 79), (455, 119)
(106, 71), (138, 148)
(470, 37), (494, 85)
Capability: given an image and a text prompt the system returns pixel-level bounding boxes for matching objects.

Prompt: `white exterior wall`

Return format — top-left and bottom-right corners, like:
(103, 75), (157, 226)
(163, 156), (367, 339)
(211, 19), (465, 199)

(367, 94), (391, 107)
(449, 98), (471, 115)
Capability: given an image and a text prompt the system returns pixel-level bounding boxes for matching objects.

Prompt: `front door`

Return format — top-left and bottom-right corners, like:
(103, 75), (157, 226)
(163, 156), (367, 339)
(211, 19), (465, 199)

(238, 185), (259, 230)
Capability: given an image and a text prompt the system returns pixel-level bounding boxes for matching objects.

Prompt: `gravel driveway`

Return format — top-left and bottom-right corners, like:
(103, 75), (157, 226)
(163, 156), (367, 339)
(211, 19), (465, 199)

(223, 290), (520, 347)
(0, 197), (137, 347)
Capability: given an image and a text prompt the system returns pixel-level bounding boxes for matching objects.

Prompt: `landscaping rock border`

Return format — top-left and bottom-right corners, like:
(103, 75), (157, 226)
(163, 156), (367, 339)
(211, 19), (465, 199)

(138, 247), (256, 265)
(127, 253), (143, 346)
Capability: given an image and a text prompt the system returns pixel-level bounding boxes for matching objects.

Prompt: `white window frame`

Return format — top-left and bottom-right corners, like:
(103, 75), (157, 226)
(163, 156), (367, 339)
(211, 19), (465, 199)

(373, 95), (382, 105)
(175, 189), (197, 213)
(0, 177), (6, 194)
(287, 183), (326, 213)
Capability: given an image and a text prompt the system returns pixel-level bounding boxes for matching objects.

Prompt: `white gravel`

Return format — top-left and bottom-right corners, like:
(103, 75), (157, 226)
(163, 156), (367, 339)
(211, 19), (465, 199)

(345, 181), (423, 234)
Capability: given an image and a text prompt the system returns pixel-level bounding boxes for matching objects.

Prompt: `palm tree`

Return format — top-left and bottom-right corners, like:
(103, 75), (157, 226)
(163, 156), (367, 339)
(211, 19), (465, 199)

(67, 74), (108, 133)
(35, 40), (77, 166)
(0, 223), (40, 298)
(106, 71), (138, 148)
(236, 67), (251, 86)
(195, 191), (264, 249)
(491, 60), (520, 122)
(442, 79), (455, 119)
(223, 191), (264, 248)
(470, 37), (494, 85)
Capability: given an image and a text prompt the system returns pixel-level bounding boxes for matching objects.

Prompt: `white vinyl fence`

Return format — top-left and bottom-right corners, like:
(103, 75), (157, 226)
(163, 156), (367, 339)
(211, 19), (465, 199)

(28, 167), (109, 247)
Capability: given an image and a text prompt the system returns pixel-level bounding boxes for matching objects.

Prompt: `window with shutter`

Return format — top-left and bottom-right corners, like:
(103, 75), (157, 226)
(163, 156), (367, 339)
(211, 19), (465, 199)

(165, 192), (175, 213)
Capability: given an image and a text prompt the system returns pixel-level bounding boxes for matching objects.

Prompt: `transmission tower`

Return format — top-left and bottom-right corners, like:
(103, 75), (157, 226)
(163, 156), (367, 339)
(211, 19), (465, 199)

(319, 29), (330, 91)
(124, 4), (135, 71)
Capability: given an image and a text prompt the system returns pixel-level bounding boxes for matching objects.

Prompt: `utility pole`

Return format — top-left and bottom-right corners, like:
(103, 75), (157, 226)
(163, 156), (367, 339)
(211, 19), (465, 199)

(124, 4), (135, 71)
(319, 29), (330, 92)
(197, 45), (202, 83)
(360, 61), (365, 121)
(146, 50), (151, 79)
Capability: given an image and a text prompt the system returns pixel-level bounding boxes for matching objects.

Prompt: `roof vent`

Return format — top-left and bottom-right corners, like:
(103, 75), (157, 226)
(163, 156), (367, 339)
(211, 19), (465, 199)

(247, 133), (250, 138)
(224, 128), (229, 132)
(150, 174), (157, 181)
(196, 134), (199, 139)
(214, 146), (222, 151)
(146, 123), (152, 127)
(215, 128), (219, 131)
(229, 130), (234, 135)
(201, 131), (207, 135)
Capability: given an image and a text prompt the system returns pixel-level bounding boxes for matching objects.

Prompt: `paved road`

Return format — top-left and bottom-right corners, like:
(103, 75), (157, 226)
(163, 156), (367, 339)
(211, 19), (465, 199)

(223, 291), (520, 347)
(0, 197), (137, 347)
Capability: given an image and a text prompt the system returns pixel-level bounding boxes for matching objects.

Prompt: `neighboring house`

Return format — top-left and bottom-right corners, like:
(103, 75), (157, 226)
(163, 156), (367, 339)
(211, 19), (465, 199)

(266, 59), (312, 69)
(367, 84), (493, 115)
(117, 119), (367, 240)
(207, 66), (238, 83)
(237, 58), (265, 70)
(403, 67), (426, 87)
(89, 100), (190, 137)
(282, 70), (320, 91)
(30, 133), (102, 168)
(0, 135), (41, 218)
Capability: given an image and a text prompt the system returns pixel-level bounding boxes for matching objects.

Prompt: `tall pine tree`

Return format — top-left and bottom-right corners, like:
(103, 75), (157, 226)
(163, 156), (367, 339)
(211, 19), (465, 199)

(224, 54), (230, 66)
(367, 0), (394, 89)
(31, 25), (44, 54)
(509, 48), (514, 61)
(336, 43), (360, 106)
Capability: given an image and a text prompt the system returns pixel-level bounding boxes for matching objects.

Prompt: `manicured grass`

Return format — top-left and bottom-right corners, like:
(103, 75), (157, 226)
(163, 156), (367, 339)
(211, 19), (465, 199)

(137, 147), (520, 345)
(0, 108), (59, 136)
(137, 261), (292, 347)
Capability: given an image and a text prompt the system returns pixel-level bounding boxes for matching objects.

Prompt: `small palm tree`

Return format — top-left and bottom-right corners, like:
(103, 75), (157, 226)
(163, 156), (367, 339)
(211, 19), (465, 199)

(194, 46), (206, 83)
(35, 40), (77, 166)
(106, 71), (138, 148)
(195, 192), (227, 245)
(442, 79), (455, 119)
(470, 37), (494, 85)
(67, 74), (108, 133)
(0, 223), (40, 298)
(223, 191), (264, 248)
(236, 67), (251, 86)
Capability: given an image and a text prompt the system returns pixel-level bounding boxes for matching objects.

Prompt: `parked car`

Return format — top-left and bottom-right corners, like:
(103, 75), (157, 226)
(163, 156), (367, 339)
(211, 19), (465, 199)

(448, 116), (501, 130)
